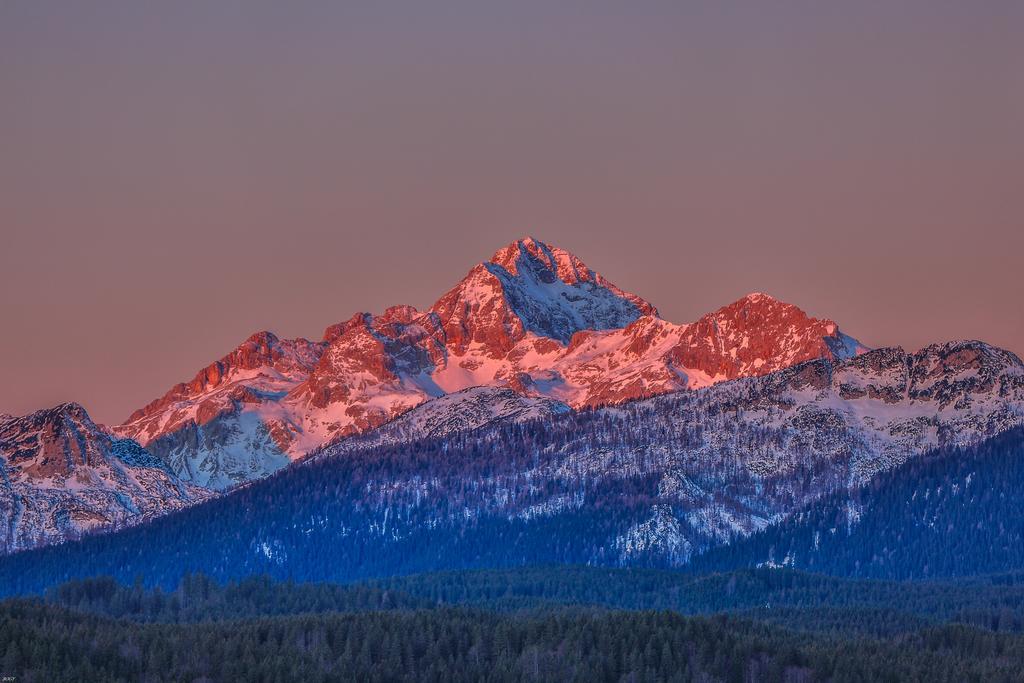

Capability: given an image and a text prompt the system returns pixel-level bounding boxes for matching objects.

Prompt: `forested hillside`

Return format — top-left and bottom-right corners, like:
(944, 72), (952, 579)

(41, 567), (1024, 636)
(4, 369), (1022, 595)
(691, 427), (1024, 579)
(7, 570), (1024, 682)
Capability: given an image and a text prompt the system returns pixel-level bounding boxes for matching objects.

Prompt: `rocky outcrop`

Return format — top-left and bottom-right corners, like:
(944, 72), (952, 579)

(0, 403), (209, 553)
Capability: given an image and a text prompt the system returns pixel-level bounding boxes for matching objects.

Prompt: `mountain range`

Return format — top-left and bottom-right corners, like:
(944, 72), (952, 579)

(112, 237), (865, 490)
(1, 237), (1021, 581)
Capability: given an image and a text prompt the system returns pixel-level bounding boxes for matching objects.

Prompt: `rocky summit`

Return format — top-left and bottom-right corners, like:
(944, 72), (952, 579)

(114, 237), (866, 490)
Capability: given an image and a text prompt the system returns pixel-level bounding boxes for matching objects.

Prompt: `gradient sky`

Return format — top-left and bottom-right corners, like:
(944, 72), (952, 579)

(2, 1), (1022, 424)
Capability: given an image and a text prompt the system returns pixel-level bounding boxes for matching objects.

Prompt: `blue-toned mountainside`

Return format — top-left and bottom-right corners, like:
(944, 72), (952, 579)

(2, 339), (1021, 594)
(2, 237), (876, 554)
(690, 425), (1024, 580)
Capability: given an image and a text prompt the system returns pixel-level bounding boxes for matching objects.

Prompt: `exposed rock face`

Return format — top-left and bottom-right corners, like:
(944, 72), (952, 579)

(0, 403), (209, 553)
(115, 237), (866, 489)
(123, 331), (323, 445)
(431, 237), (657, 354)
(684, 340), (1024, 484)
(669, 292), (862, 381)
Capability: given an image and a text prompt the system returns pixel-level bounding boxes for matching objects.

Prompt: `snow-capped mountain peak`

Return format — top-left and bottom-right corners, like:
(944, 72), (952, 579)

(488, 236), (657, 312)
(666, 292), (868, 381)
(112, 237), (868, 490)
(430, 236), (657, 352)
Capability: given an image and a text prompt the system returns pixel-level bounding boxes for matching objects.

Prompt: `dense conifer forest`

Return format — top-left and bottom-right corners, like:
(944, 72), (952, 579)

(691, 428), (1024, 579)
(7, 568), (1024, 682)
(37, 567), (1024, 635)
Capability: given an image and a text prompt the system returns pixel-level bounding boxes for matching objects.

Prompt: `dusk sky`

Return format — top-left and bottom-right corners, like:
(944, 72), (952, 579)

(2, 1), (1022, 424)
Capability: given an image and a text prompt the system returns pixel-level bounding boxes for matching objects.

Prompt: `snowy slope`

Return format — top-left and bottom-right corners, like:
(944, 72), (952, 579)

(9, 339), (1021, 565)
(306, 339), (1024, 566)
(0, 403), (210, 552)
(313, 386), (570, 456)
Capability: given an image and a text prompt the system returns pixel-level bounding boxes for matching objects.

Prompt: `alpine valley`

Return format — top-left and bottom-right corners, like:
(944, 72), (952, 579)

(1, 236), (1022, 585)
